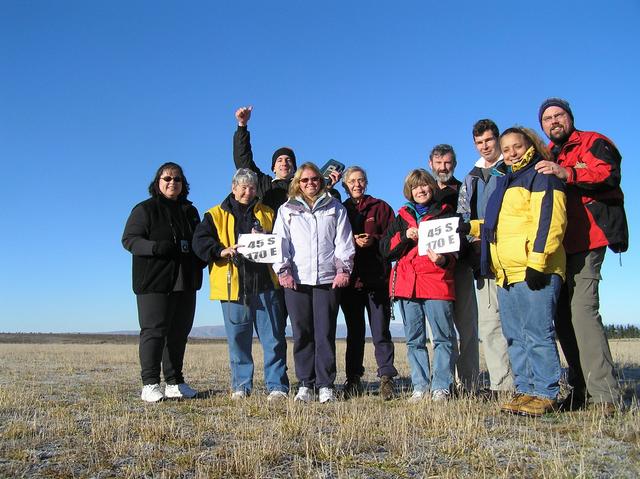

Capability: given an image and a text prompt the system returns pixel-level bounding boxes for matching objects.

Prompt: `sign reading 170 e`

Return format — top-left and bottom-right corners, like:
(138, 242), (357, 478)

(237, 233), (284, 263)
(417, 217), (461, 255)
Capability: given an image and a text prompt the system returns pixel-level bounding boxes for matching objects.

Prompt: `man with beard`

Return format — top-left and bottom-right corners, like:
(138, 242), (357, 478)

(234, 106), (341, 214)
(457, 120), (513, 399)
(535, 98), (627, 415)
(429, 144), (479, 394)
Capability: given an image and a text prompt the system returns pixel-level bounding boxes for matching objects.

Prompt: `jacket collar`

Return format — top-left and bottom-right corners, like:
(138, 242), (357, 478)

(220, 193), (259, 213)
(286, 192), (333, 213)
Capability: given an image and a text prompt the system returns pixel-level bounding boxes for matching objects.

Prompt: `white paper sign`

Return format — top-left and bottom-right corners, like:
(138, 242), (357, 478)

(417, 217), (460, 255)
(237, 234), (283, 263)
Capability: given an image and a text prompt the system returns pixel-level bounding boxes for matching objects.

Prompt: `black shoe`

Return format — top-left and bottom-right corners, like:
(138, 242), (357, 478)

(343, 376), (364, 399)
(558, 390), (588, 412)
(476, 388), (500, 402)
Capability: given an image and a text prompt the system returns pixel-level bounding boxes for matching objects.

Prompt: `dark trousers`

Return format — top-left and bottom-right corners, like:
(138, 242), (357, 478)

(136, 291), (196, 385)
(284, 284), (340, 389)
(340, 286), (397, 379)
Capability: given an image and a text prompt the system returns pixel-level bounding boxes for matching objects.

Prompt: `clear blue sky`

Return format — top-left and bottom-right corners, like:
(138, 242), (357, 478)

(1, 1), (638, 333)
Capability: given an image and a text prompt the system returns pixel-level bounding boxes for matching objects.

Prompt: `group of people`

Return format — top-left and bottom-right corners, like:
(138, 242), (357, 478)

(122, 98), (627, 417)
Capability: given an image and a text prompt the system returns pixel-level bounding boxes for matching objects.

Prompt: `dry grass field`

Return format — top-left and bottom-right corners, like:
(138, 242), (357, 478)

(1, 336), (639, 478)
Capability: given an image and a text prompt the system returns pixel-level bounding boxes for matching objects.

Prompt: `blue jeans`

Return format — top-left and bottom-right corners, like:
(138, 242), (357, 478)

(398, 299), (458, 392)
(221, 289), (289, 393)
(497, 275), (562, 399)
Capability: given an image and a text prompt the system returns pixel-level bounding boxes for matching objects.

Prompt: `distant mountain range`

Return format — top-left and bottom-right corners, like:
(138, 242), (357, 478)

(111, 323), (408, 339)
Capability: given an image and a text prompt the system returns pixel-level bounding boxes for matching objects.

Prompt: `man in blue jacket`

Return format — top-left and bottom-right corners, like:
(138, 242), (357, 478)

(457, 119), (513, 398)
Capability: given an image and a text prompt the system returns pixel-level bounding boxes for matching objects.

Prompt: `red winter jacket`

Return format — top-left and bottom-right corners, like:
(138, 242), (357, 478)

(551, 130), (628, 254)
(380, 202), (456, 301)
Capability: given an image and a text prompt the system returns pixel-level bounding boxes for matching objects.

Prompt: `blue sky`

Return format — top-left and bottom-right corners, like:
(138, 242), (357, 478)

(1, 1), (638, 333)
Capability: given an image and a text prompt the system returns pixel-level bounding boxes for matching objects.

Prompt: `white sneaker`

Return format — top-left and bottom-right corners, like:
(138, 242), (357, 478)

(432, 389), (451, 402)
(408, 390), (426, 403)
(141, 384), (164, 403)
(165, 383), (197, 399)
(231, 390), (247, 400)
(294, 386), (313, 403)
(267, 390), (288, 402)
(319, 387), (337, 404)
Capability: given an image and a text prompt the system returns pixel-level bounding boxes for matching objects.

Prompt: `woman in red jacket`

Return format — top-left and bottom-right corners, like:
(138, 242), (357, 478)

(381, 169), (459, 402)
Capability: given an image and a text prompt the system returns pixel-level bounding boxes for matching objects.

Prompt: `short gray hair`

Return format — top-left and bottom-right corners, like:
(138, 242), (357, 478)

(232, 168), (258, 188)
(341, 165), (368, 192)
(429, 144), (457, 167)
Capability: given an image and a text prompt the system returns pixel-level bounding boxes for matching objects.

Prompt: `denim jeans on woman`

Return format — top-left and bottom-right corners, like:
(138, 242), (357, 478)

(497, 274), (562, 399)
(221, 289), (289, 394)
(397, 299), (458, 392)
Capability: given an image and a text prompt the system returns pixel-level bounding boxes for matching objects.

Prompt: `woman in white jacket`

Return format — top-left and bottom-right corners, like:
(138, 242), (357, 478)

(273, 162), (355, 403)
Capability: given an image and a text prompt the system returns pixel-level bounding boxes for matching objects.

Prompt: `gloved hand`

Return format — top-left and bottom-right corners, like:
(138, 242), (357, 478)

(525, 267), (547, 291)
(332, 271), (350, 289)
(456, 222), (471, 235)
(153, 240), (175, 256)
(278, 271), (296, 290)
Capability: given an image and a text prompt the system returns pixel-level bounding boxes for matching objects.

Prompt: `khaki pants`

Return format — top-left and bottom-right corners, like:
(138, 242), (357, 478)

(555, 247), (619, 403)
(476, 276), (513, 391)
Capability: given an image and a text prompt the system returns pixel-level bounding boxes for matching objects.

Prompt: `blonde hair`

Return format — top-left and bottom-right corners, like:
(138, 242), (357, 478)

(288, 162), (327, 200)
(402, 168), (438, 202)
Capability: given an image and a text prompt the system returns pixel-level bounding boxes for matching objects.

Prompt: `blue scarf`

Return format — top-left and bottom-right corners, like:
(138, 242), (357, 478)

(404, 201), (433, 222)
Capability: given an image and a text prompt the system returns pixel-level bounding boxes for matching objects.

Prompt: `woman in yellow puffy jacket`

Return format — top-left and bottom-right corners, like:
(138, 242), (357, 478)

(465, 127), (567, 417)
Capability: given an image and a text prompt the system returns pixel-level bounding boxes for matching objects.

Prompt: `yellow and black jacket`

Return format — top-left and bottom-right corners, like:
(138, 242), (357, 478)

(192, 195), (279, 301)
(470, 147), (567, 287)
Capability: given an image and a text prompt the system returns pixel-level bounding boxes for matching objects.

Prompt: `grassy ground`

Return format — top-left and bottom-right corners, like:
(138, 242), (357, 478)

(1, 337), (639, 478)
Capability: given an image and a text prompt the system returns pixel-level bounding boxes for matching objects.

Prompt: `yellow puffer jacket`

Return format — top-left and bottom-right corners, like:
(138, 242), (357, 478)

(207, 202), (279, 300)
(470, 155), (567, 287)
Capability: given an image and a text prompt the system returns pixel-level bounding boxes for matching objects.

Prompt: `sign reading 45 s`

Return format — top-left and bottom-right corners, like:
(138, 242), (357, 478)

(237, 234), (284, 263)
(417, 217), (461, 255)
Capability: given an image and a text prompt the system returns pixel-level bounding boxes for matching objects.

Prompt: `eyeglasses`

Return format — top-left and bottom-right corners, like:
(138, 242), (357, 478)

(347, 178), (366, 186)
(300, 176), (321, 184)
(541, 111), (567, 124)
(161, 176), (182, 183)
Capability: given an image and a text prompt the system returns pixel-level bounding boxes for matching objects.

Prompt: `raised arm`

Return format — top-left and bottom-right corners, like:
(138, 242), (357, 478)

(233, 106), (275, 196)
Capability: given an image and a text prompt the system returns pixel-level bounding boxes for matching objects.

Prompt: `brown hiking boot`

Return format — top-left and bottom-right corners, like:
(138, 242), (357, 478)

(500, 393), (534, 414)
(379, 375), (395, 401)
(518, 396), (559, 417)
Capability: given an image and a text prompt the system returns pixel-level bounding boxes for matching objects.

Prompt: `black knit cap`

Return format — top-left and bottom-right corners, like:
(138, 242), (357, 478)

(271, 147), (297, 171)
(538, 97), (574, 125)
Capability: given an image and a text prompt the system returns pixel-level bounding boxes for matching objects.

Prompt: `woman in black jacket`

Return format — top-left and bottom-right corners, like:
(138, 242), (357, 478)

(122, 162), (204, 402)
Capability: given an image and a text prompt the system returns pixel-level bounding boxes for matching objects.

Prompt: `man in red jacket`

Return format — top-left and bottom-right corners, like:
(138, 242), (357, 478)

(535, 98), (628, 414)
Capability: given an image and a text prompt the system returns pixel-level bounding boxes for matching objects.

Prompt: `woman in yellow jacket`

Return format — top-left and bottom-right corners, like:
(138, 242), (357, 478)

(193, 168), (289, 401)
(464, 127), (567, 417)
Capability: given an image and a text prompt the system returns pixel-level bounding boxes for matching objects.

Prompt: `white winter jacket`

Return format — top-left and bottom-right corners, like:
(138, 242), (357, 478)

(273, 193), (355, 285)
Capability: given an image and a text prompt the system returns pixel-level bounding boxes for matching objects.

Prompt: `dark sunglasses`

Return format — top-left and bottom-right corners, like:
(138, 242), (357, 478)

(161, 176), (182, 183)
(300, 176), (321, 184)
